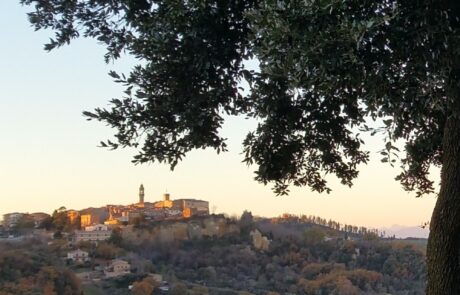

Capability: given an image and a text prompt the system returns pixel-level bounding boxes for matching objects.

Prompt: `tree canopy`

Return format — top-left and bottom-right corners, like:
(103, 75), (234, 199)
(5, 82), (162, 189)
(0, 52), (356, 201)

(21, 0), (458, 195)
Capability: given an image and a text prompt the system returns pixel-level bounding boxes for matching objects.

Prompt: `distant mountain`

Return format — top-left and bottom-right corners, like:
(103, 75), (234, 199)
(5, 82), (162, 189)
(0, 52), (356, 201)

(383, 225), (429, 239)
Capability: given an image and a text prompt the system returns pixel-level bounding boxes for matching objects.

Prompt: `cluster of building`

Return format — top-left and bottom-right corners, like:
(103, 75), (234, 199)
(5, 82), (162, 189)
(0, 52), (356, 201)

(66, 249), (169, 292)
(68, 250), (170, 291)
(1, 185), (210, 244)
(67, 249), (131, 279)
(103, 185), (209, 225)
(67, 249), (169, 290)
(70, 185), (209, 243)
(2, 212), (50, 229)
(112, 185), (207, 220)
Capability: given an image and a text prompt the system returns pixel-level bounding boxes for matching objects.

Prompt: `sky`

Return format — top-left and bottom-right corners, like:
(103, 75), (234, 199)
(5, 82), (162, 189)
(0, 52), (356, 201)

(0, 2), (437, 229)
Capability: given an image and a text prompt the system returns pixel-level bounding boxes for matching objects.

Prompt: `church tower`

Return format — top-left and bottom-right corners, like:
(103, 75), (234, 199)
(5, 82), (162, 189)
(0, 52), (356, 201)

(139, 184), (145, 205)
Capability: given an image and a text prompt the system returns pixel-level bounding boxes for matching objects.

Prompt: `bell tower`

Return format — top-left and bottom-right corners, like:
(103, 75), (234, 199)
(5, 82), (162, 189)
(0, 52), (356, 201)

(139, 184), (145, 204)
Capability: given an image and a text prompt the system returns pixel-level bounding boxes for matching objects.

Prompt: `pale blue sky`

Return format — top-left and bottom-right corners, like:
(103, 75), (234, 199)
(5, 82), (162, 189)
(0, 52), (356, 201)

(0, 2), (436, 228)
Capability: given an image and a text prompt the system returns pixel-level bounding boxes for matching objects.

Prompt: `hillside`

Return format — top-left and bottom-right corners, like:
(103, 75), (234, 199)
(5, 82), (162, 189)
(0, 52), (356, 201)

(113, 213), (426, 294)
(0, 213), (426, 295)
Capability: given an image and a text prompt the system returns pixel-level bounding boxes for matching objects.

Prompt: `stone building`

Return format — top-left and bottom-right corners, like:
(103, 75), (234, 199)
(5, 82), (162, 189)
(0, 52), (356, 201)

(105, 259), (131, 278)
(153, 194), (209, 218)
(173, 199), (209, 217)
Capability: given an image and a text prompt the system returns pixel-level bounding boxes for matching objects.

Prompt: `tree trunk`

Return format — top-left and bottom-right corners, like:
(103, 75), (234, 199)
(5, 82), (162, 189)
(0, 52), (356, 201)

(426, 115), (460, 294)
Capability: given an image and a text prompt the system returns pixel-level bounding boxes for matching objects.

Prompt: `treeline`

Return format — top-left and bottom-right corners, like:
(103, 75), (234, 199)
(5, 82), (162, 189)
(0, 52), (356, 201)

(273, 213), (386, 238)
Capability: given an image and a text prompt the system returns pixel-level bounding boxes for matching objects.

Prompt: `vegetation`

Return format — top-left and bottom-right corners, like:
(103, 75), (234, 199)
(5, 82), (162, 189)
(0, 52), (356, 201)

(116, 213), (425, 294)
(0, 239), (81, 295)
(131, 277), (159, 295)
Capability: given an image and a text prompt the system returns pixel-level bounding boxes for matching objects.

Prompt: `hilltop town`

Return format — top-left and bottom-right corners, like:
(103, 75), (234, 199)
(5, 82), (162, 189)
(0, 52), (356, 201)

(2, 184), (209, 232)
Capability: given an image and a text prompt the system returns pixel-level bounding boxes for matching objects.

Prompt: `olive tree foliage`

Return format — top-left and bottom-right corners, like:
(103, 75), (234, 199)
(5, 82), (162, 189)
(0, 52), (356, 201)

(23, 0), (257, 172)
(20, 0), (457, 196)
(249, 0), (455, 197)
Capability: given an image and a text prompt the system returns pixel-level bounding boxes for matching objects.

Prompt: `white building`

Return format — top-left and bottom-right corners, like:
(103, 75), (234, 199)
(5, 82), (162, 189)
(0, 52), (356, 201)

(85, 224), (109, 231)
(75, 224), (112, 243)
(67, 249), (90, 263)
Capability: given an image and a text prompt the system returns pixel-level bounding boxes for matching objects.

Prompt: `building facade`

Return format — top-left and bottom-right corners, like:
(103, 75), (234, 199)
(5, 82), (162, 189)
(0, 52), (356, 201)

(2, 213), (24, 228)
(66, 210), (80, 225)
(153, 193), (173, 209)
(173, 199), (209, 217)
(67, 249), (90, 263)
(75, 224), (112, 242)
(105, 259), (130, 278)
(80, 214), (100, 228)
